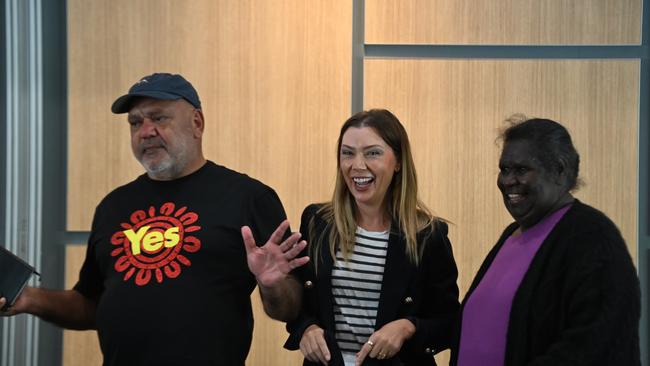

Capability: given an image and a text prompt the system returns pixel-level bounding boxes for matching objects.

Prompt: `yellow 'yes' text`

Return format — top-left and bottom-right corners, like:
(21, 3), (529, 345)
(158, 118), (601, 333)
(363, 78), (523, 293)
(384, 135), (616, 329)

(123, 226), (180, 255)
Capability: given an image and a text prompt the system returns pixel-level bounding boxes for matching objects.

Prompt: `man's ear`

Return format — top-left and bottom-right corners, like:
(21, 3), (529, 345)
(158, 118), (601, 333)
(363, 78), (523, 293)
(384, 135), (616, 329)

(192, 109), (205, 138)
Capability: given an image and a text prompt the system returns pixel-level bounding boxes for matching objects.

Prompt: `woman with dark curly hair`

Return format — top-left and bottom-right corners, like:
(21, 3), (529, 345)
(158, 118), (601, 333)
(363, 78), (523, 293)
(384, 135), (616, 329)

(452, 117), (641, 366)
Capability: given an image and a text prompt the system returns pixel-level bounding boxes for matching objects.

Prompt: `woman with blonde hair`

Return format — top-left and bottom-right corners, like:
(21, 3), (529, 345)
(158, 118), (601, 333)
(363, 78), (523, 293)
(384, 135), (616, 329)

(284, 109), (460, 366)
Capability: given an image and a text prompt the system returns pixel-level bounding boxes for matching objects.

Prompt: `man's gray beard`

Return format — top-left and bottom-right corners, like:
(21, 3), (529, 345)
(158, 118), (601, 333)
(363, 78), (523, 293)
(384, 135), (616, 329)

(141, 157), (183, 180)
(137, 136), (192, 180)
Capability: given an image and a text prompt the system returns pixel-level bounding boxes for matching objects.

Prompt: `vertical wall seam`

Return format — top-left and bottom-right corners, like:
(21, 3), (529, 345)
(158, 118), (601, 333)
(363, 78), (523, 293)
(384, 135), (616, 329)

(635, 58), (647, 366)
(351, 0), (364, 113)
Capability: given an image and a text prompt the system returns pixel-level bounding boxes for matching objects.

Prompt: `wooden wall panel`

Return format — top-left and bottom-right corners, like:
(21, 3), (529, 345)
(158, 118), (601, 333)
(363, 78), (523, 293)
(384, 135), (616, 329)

(63, 246), (102, 366)
(365, 0), (641, 45)
(67, 1), (350, 365)
(365, 60), (640, 301)
(248, 291), (297, 365)
(67, 0), (350, 231)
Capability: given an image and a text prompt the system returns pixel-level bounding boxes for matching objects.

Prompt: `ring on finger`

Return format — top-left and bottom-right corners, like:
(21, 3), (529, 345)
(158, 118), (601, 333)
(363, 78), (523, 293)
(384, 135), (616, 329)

(366, 340), (374, 348)
(378, 352), (387, 359)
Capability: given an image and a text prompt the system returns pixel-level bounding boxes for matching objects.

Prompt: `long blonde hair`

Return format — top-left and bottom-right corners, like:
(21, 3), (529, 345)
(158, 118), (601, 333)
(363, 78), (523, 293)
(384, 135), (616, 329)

(310, 109), (437, 269)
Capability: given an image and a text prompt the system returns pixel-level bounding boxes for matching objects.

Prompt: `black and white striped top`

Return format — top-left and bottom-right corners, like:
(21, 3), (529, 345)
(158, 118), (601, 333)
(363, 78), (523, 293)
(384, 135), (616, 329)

(332, 227), (389, 365)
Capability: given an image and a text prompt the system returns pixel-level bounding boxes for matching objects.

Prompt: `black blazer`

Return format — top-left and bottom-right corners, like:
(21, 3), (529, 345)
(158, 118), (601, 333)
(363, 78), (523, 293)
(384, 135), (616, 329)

(285, 204), (460, 366)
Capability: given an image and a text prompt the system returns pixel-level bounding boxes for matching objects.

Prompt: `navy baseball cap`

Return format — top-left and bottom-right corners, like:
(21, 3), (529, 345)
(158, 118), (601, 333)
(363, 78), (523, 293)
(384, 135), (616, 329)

(111, 73), (202, 114)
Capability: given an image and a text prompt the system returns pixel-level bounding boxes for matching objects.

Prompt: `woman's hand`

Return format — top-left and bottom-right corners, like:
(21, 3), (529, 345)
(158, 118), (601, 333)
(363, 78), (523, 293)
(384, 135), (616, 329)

(300, 324), (331, 365)
(355, 319), (416, 365)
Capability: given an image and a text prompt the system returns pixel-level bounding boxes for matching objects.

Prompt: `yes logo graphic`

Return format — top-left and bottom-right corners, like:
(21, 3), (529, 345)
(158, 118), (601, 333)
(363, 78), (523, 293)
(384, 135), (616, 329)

(110, 202), (201, 286)
(123, 226), (180, 255)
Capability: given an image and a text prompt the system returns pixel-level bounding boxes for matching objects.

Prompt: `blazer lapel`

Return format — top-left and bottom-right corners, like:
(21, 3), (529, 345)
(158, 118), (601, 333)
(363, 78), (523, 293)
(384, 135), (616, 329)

(317, 234), (336, 331)
(374, 229), (414, 328)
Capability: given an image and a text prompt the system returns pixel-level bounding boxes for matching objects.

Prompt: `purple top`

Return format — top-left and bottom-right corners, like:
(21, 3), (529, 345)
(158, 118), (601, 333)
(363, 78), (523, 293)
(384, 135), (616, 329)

(457, 205), (571, 366)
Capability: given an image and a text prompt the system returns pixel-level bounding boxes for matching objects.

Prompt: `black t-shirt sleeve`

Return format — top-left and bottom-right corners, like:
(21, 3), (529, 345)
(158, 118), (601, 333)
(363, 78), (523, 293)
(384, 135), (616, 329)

(72, 209), (105, 303)
(248, 188), (288, 246)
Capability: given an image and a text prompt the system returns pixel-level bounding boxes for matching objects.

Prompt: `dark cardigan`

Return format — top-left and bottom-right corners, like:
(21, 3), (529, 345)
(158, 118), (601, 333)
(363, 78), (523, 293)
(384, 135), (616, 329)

(451, 200), (641, 366)
(285, 204), (460, 365)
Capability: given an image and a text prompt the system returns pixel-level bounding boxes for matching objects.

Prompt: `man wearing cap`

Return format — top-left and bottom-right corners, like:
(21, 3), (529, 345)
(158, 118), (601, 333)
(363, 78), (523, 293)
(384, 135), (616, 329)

(0, 73), (307, 365)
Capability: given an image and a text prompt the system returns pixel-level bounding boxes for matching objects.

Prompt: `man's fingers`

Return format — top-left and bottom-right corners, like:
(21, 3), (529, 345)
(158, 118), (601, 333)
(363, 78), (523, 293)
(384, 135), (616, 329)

(267, 219), (290, 245)
(242, 220), (292, 253)
(283, 239), (307, 258)
(240, 226), (257, 253)
(0, 298), (13, 317)
(278, 232), (302, 252)
(283, 240), (309, 270)
(289, 255), (310, 270)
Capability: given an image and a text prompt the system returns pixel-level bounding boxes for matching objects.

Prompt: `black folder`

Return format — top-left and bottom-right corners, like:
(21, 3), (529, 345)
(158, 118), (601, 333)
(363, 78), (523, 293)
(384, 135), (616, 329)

(0, 245), (39, 311)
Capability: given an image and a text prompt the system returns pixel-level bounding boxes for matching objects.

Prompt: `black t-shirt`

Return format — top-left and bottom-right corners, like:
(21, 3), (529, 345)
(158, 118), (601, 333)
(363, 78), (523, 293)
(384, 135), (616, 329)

(73, 161), (287, 366)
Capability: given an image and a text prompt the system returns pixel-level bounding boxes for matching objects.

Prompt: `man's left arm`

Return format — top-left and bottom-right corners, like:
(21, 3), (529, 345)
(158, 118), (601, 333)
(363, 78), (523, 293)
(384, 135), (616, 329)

(241, 189), (309, 321)
(257, 264), (303, 322)
(241, 220), (308, 321)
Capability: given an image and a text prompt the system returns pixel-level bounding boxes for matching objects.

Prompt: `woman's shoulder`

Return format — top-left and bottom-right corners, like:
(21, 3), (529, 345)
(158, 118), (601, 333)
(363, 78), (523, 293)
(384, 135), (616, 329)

(302, 203), (326, 219)
(414, 217), (451, 249)
(551, 201), (635, 271)
(433, 218), (449, 235)
(300, 203), (331, 230)
(557, 201), (624, 244)
(416, 215), (448, 236)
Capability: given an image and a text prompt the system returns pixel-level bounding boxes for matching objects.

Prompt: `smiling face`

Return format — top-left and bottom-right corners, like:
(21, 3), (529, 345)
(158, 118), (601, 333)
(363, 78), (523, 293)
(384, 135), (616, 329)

(497, 139), (570, 229)
(128, 98), (205, 180)
(339, 126), (400, 212)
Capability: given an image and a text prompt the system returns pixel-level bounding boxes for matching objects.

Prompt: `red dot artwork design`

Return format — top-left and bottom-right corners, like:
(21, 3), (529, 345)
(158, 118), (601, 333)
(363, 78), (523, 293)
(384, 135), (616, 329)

(110, 202), (201, 286)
